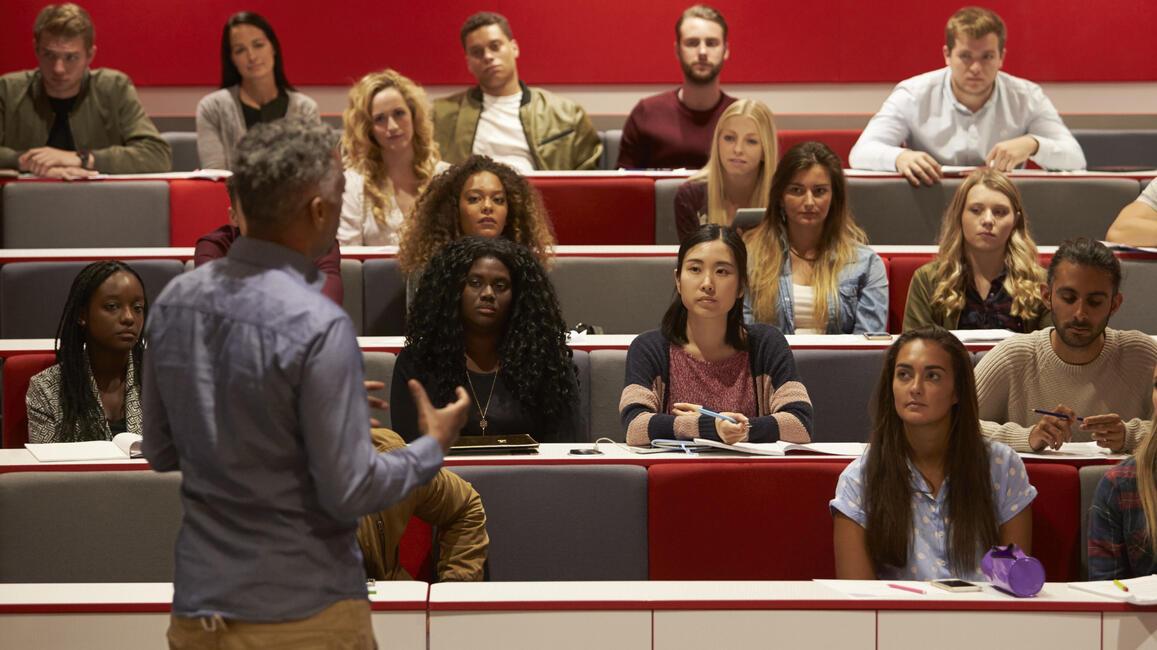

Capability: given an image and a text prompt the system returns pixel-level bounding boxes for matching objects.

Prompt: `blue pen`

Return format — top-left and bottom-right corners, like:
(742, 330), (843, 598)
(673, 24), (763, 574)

(698, 407), (739, 423)
(1032, 409), (1084, 422)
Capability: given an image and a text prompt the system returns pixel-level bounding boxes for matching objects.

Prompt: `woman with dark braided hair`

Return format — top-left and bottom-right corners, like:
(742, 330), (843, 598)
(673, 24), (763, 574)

(396, 154), (555, 275)
(26, 261), (147, 443)
(390, 236), (581, 443)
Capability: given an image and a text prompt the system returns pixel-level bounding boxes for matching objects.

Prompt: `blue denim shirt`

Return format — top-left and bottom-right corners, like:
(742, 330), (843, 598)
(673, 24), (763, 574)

(745, 242), (888, 334)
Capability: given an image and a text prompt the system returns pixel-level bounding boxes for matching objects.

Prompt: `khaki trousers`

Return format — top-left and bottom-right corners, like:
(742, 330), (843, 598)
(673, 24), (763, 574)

(166, 598), (376, 649)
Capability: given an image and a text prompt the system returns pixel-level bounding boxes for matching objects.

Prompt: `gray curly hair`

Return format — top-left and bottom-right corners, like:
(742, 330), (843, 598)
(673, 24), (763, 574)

(231, 119), (340, 230)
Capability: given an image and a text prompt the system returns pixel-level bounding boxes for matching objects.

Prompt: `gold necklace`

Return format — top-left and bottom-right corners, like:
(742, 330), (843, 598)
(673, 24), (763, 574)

(465, 368), (498, 434)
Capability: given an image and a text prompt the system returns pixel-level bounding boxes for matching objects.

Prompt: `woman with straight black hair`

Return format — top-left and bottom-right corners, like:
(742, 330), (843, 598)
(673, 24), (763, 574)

(620, 224), (813, 446)
(195, 11), (320, 169)
(831, 326), (1035, 580)
(27, 261), (147, 443)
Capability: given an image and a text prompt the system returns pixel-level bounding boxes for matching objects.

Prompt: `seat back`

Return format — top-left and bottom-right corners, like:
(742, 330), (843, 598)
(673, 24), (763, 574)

(794, 348), (886, 442)
(848, 178), (962, 245)
(886, 255), (937, 333)
(3, 181), (170, 247)
(1015, 178), (1141, 245)
(1, 353), (57, 448)
(0, 260), (186, 339)
(590, 349), (628, 442)
(1110, 258), (1157, 334)
(341, 258), (364, 336)
(362, 258), (408, 336)
(777, 129), (862, 165)
(530, 177), (655, 245)
(1073, 130), (1157, 170)
(648, 462), (846, 579)
(549, 256), (674, 334)
(161, 131), (201, 172)
(363, 351), (397, 430)
(654, 178), (685, 245)
(1025, 463), (1081, 582)
(0, 471), (183, 582)
(600, 129), (623, 170)
(451, 464), (649, 580)
(1078, 464), (1114, 580)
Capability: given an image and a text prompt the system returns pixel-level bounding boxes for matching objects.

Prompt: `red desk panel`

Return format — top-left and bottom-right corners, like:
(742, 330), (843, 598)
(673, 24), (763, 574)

(529, 177), (655, 245)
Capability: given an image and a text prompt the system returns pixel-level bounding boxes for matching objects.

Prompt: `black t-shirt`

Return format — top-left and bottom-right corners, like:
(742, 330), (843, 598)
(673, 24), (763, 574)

(46, 95), (78, 150)
(240, 91), (290, 128)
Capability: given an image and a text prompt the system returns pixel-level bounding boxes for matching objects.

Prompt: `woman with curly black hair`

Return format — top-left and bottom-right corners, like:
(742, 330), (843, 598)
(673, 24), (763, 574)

(390, 236), (581, 443)
(396, 155), (555, 275)
(26, 260), (147, 443)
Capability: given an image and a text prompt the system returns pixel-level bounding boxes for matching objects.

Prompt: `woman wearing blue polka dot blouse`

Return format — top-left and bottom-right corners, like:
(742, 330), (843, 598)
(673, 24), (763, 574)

(830, 326), (1036, 580)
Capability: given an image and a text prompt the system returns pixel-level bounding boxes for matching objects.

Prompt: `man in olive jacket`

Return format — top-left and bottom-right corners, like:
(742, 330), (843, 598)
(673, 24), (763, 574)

(0, 3), (170, 177)
(434, 11), (601, 172)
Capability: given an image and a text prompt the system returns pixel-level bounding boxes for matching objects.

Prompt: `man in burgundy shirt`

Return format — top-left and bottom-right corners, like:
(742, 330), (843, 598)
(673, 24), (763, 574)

(615, 5), (736, 170)
(195, 177), (343, 305)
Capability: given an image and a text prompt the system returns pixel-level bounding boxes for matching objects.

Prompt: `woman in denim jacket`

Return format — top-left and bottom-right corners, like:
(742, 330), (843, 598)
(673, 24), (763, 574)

(744, 141), (887, 334)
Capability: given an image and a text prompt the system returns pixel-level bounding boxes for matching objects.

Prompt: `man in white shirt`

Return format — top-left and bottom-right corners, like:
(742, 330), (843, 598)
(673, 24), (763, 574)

(433, 12), (602, 171)
(848, 7), (1085, 186)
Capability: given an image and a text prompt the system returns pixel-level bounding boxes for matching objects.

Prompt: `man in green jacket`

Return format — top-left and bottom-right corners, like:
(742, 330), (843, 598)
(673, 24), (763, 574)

(0, 3), (171, 177)
(434, 11), (602, 172)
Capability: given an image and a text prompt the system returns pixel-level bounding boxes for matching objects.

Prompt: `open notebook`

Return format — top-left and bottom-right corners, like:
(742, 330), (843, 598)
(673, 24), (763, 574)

(1069, 575), (1157, 605)
(25, 432), (143, 462)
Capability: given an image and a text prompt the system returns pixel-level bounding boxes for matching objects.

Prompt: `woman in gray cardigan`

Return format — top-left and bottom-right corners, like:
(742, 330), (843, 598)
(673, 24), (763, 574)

(195, 12), (319, 170)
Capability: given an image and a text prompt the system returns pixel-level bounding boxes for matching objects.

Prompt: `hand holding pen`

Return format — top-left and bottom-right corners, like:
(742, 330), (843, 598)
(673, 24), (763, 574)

(1032, 407), (1127, 453)
(1028, 404), (1077, 452)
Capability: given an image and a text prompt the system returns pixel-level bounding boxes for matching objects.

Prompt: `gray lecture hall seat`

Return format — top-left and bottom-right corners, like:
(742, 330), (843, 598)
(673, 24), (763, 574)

(793, 348), (887, 443)
(847, 177), (964, 245)
(1078, 464), (1114, 580)
(600, 129), (622, 171)
(549, 256), (674, 334)
(361, 258), (407, 336)
(654, 177), (684, 244)
(363, 351), (397, 430)
(340, 258), (365, 335)
(0, 471), (183, 582)
(450, 464), (649, 581)
(0, 259), (186, 338)
(1112, 257), (1157, 333)
(1014, 177), (1142, 245)
(1073, 130), (1157, 170)
(590, 349), (627, 442)
(162, 131), (201, 172)
(2, 180), (170, 248)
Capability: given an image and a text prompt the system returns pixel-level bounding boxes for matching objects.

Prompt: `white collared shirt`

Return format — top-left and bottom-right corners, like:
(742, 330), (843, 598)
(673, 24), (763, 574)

(848, 68), (1085, 172)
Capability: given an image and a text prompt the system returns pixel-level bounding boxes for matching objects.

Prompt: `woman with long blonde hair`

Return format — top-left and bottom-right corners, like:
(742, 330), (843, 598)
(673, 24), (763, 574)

(1088, 369), (1157, 579)
(744, 141), (887, 334)
(339, 69), (448, 246)
(903, 168), (1049, 331)
(674, 99), (777, 241)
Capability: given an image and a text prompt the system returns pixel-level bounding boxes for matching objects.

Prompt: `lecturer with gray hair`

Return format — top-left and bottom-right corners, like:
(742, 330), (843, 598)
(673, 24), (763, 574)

(142, 118), (469, 648)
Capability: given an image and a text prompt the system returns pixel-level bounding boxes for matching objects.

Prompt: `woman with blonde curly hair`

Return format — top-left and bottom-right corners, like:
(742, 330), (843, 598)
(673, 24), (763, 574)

(903, 169), (1050, 332)
(339, 69), (448, 246)
(674, 99), (777, 241)
(397, 155), (555, 275)
(744, 141), (887, 334)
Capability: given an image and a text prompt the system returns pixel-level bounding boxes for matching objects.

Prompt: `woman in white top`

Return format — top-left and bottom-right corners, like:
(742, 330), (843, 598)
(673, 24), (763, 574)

(339, 69), (448, 246)
(195, 12), (320, 170)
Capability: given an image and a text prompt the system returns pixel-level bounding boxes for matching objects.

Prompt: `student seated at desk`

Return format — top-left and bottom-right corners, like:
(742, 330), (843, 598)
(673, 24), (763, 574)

(621, 224), (813, 446)
(674, 99), (777, 242)
(903, 169), (1050, 332)
(27, 261), (146, 443)
(357, 429), (488, 581)
(743, 141), (888, 334)
(1087, 366), (1157, 580)
(391, 236), (581, 443)
(831, 327), (1035, 580)
(396, 155), (555, 277)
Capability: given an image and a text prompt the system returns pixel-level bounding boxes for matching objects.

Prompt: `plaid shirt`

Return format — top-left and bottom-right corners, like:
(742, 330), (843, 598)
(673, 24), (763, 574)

(1088, 459), (1157, 580)
(959, 269), (1030, 332)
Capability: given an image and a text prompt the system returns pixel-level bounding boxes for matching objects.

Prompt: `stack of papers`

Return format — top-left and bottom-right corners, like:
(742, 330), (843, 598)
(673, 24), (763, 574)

(1069, 576), (1157, 605)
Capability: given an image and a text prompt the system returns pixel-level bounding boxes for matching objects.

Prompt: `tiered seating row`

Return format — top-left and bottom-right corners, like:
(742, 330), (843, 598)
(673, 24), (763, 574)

(4, 248), (1157, 340)
(0, 461), (1113, 584)
(0, 174), (1149, 248)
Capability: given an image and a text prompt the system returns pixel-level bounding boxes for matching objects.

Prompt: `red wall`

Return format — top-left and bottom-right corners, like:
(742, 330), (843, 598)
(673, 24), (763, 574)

(3, 0), (1153, 86)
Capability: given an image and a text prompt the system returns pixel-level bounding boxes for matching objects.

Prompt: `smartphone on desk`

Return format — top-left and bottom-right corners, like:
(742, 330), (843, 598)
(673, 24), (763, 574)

(930, 579), (982, 592)
(863, 331), (892, 341)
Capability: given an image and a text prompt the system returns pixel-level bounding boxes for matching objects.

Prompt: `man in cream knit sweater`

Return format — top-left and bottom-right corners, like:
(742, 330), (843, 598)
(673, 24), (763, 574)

(976, 238), (1157, 453)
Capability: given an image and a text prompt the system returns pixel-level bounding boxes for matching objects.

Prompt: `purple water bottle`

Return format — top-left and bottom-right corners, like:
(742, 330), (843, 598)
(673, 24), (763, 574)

(981, 543), (1045, 597)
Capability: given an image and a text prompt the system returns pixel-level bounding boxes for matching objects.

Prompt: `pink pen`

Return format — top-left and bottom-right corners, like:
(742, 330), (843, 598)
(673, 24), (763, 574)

(888, 583), (926, 595)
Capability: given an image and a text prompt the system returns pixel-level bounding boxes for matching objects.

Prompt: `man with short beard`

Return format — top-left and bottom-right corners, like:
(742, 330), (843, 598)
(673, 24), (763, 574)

(975, 238), (1157, 453)
(616, 5), (736, 170)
